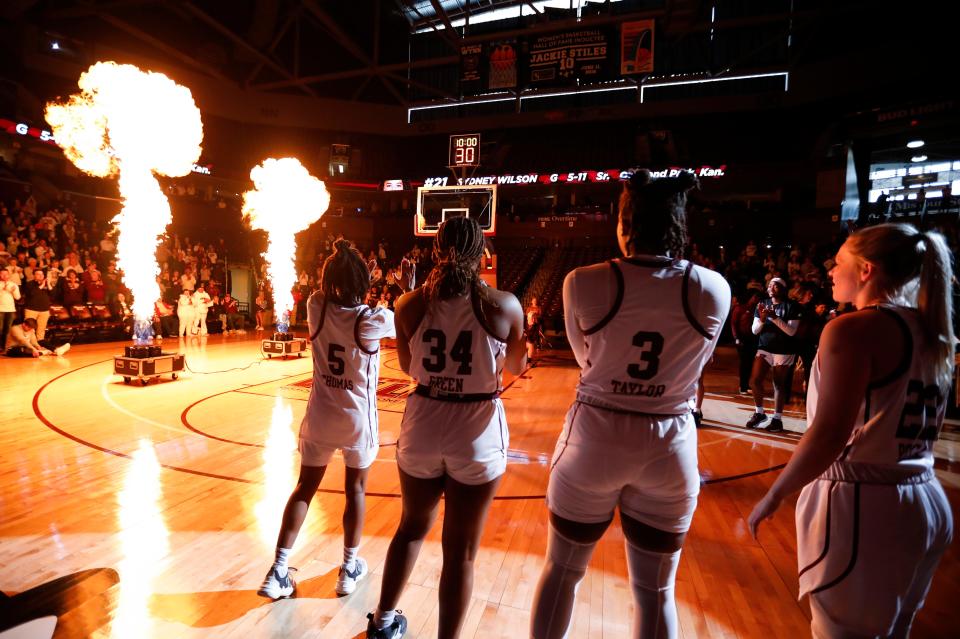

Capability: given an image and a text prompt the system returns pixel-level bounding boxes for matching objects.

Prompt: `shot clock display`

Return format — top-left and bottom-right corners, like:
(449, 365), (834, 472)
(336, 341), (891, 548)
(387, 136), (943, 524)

(449, 133), (481, 167)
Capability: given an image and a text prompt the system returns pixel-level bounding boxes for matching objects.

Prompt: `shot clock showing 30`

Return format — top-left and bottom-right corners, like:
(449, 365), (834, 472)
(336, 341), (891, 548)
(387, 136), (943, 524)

(449, 133), (481, 167)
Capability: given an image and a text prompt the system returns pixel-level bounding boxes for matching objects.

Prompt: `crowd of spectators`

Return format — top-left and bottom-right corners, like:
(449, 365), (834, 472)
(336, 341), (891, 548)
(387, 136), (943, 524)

(0, 189), (245, 349)
(1, 194), (126, 352)
(6, 177), (958, 368)
(688, 215), (960, 416)
(283, 233), (434, 324)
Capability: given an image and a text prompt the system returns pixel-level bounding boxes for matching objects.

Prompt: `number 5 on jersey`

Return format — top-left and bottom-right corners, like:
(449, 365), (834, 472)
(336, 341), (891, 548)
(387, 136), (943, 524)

(328, 343), (346, 375)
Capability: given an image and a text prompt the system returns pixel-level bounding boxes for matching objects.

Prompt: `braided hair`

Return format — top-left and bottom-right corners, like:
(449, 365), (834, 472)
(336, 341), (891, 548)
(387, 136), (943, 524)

(321, 239), (370, 306)
(619, 169), (698, 258)
(421, 216), (491, 304)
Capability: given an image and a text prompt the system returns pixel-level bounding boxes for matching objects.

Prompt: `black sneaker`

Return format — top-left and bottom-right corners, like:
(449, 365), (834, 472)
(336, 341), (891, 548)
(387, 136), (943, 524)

(366, 611), (407, 639)
(766, 417), (784, 433)
(744, 412), (767, 429)
(693, 410), (703, 428)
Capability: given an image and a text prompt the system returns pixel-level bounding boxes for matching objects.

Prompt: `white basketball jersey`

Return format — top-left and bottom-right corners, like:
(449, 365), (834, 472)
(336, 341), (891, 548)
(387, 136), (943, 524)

(408, 292), (506, 396)
(807, 305), (946, 471)
(573, 257), (730, 414)
(301, 293), (395, 448)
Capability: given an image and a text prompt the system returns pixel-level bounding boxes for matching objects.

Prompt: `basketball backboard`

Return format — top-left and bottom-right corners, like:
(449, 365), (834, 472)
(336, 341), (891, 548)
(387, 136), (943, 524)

(416, 185), (497, 236)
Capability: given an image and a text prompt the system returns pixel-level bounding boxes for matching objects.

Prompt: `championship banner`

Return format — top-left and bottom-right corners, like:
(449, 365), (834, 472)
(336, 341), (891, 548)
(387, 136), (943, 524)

(460, 43), (483, 93)
(620, 19), (655, 75)
(487, 40), (518, 90)
(527, 29), (610, 86)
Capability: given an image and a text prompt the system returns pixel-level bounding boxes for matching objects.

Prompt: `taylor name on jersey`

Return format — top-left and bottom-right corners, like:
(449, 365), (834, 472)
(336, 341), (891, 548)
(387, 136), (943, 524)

(610, 380), (666, 397)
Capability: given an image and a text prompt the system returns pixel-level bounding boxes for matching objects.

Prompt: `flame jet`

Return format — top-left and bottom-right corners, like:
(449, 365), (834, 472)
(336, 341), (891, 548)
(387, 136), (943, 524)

(46, 62), (203, 343)
(242, 158), (330, 332)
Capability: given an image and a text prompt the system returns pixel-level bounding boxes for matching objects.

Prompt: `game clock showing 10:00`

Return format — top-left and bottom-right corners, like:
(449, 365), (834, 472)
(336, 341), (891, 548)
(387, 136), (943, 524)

(449, 133), (481, 167)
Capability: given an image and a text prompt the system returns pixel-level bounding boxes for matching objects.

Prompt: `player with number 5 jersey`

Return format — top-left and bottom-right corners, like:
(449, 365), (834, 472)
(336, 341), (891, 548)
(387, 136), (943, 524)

(259, 240), (396, 602)
(531, 170), (730, 639)
(366, 217), (526, 639)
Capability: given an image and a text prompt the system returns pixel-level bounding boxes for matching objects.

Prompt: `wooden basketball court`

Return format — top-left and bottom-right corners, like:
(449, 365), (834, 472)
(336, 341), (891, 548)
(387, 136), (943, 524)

(1, 335), (957, 637)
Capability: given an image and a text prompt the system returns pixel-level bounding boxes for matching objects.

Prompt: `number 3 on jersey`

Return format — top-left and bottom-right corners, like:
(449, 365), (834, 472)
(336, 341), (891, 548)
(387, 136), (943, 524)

(626, 331), (664, 380)
(422, 329), (473, 374)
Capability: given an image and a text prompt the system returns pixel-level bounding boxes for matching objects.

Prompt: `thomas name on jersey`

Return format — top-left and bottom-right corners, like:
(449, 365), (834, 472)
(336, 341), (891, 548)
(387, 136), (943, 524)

(428, 375), (464, 393)
(321, 374), (354, 391)
(610, 379), (666, 397)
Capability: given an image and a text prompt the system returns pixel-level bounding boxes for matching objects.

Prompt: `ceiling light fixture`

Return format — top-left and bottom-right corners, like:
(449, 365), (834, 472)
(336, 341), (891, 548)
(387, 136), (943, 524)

(907, 140), (925, 149)
(911, 155), (928, 163)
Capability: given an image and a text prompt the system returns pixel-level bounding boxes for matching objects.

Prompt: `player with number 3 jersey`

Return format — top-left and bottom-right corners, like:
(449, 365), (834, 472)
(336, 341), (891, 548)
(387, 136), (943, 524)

(531, 170), (730, 639)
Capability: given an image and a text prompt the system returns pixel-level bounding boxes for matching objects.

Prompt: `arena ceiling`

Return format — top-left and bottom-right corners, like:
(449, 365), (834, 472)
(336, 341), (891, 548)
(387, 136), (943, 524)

(5, 1), (651, 104)
(2, 0), (956, 146)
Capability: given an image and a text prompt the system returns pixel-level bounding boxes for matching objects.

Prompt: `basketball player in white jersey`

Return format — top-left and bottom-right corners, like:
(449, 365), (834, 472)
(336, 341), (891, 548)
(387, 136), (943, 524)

(531, 170), (730, 639)
(750, 223), (954, 638)
(259, 240), (395, 600)
(176, 288), (194, 337)
(366, 217), (526, 639)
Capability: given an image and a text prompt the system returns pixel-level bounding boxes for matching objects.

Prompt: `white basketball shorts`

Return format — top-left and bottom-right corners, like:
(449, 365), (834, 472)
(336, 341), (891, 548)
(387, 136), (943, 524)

(755, 349), (796, 367)
(796, 473), (953, 636)
(397, 394), (508, 485)
(546, 401), (700, 533)
(299, 438), (379, 469)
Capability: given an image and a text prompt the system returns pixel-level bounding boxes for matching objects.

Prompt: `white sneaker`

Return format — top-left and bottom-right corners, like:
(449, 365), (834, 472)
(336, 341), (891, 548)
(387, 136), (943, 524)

(54, 343), (71, 356)
(257, 565), (297, 600)
(238, 329), (247, 334)
(335, 557), (368, 596)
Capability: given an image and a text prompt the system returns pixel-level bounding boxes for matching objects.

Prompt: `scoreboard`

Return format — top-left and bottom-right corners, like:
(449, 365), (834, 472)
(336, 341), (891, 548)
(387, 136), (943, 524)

(449, 133), (480, 168)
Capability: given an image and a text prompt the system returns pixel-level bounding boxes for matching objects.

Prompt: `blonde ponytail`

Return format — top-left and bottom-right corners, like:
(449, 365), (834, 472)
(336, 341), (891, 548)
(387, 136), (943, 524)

(917, 232), (955, 389)
(846, 223), (955, 389)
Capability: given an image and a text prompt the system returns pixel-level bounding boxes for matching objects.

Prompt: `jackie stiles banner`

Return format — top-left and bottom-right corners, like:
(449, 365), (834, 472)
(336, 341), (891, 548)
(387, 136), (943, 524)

(527, 29), (610, 86)
(620, 19), (655, 75)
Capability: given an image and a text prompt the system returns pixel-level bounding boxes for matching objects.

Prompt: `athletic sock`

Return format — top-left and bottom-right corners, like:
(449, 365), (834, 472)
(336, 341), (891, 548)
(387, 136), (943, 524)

(773, 412), (782, 420)
(754, 406), (765, 414)
(343, 546), (359, 571)
(375, 608), (396, 630)
(625, 542), (682, 639)
(273, 547), (292, 577)
(531, 526), (595, 638)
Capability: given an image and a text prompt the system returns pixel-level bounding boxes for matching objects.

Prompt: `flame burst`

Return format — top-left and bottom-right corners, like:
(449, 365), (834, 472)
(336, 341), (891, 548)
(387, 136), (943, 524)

(242, 158), (330, 332)
(45, 62), (203, 342)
